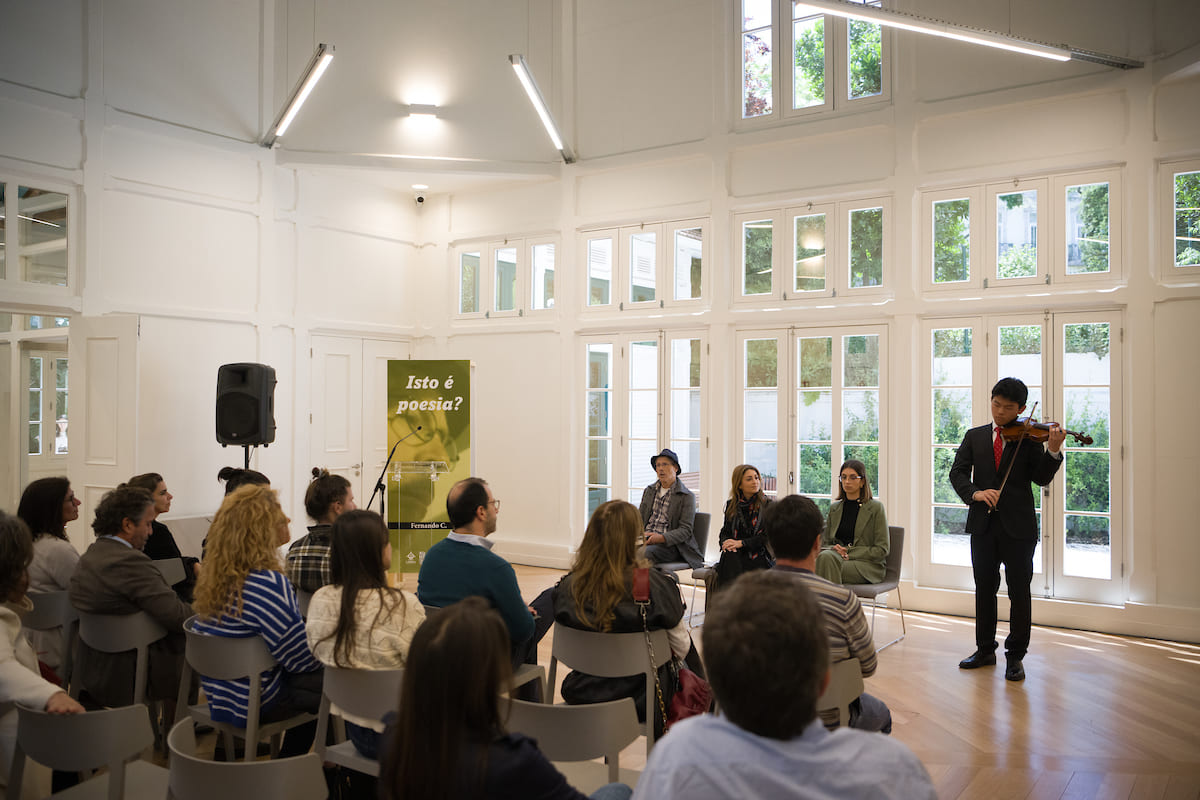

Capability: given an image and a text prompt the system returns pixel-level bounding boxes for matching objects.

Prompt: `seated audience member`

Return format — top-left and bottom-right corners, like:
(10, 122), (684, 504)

(639, 449), (701, 570)
(816, 460), (889, 586)
(192, 484), (323, 758)
(306, 509), (425, 759)
(124, 472), (199, 602)
(712, 464), (773, 593)
(16, 477), (82, 675)
(553, 499), (701, 735)
(379, 597), (631, 800)
(68, 486), (192, 707)
(633, 572), (935, 800)
(216, 466), (270, 496)
(286, 468), (356, 594)
(0, 512), (85, 799)
(764, 494), (891, 733)
(417, 478), (553, 678)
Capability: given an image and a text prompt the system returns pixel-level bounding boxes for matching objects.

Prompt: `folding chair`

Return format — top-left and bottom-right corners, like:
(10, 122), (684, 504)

(507, 697), (641, 793)
(167, 718), (327, 800)
(313, 665), (404, 777)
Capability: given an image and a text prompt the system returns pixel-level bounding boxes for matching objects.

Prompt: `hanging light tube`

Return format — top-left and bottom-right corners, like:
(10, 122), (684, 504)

(262, 43), (335, 148)
(509, 54), (575, 164)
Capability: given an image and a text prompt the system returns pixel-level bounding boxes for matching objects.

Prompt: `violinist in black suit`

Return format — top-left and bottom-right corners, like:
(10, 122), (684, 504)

(949, 377), (1065, 682)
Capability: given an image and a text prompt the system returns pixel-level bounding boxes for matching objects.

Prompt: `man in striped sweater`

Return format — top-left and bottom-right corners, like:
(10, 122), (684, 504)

(762, 494), (892, 734)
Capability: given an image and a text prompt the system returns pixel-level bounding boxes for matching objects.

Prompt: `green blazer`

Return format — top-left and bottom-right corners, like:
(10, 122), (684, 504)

(822, 498), (889, 584)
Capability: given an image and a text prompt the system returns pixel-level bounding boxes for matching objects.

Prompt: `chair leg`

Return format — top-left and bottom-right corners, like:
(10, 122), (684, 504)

(874, 587), (907, 652)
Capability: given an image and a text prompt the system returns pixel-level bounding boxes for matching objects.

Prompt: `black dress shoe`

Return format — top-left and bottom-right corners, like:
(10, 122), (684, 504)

(958, 650), (997, 669)
(1005, 658), (1025, 681)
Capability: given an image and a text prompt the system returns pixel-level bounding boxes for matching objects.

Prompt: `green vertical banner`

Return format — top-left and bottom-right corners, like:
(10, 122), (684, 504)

(386, 360), (471, 575)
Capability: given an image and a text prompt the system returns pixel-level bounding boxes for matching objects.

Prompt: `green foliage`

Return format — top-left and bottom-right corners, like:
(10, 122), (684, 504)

(744, 223), (773, 294)
(848, 20), (882, 98)
(799, 443), (832, 494)
(932, 448), (959, 503)
(459, 256), (478, 313)
(743, 33), (773, 117)
(793, 18), (825, 108)
(932, 328), (971, 360)
(1065, 451), (1109, 515)
(843, 391), (879, 441)
(1074, 183), (1109, 273)
(999, 326), (1041, 356)
(1064, 323), (1109, 361)
(1175, 171), (1200, 266)
(998, 244), (1037, 279)
(933, 199), (970, 283)
(849, 208), (883, 287)
(1065, 515), (1109, 547)
(799, 337), (832, 387)
(933, 389), (970, 445)
(745, 339), (778, 387)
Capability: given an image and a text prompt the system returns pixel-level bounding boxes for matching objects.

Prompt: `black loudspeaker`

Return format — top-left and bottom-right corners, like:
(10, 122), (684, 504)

(215, 363), (277, 446)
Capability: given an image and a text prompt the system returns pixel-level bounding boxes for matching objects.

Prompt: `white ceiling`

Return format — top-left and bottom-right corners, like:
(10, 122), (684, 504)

(271, 0), (566, 197)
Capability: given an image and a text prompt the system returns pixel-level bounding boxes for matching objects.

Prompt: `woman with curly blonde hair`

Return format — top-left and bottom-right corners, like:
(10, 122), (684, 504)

(192, 484), (322, 757)
(551, 500), (702, 735)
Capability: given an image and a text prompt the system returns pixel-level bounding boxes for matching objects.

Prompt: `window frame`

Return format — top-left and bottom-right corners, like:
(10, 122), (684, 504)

(580, 218), (709, 314)
(1161, 157), (1200, 280)
(1052, 169), (1122, 285)
(735, 0), (891, 129)
(986, 178), (1049, 289)
(921, 186), (985, 292)
(452, 236), (560, 320)
(0, 175), (78, 299)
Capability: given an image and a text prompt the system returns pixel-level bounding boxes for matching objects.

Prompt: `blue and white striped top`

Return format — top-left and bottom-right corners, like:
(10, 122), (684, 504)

(190, 569), (321, 726)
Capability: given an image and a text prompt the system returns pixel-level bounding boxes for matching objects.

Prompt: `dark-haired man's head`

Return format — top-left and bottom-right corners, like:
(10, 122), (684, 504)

(446, 478), (496, 534)
(990, 377), (1029, 428)
(761, 493), (825, 562)
(702, 571), (829, 739)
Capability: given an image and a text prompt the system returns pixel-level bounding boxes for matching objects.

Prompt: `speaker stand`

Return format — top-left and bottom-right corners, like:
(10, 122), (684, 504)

(243, 445), (251, 469)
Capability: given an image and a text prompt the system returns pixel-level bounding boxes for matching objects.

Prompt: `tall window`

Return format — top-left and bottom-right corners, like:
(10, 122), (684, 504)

(739, 326), (885, 516)
(454, 237), (557, 318)
(921, 313), (1122, 604)
(736, 198), (889, 302)
(583, 332), (706, 527)
(1165, 159), (1200, 275)
(25, 351), (69, 458)
(740, 0), (887, 124)
(0, 178), (72, 289)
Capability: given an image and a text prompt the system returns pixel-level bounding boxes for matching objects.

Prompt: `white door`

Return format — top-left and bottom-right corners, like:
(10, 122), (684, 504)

(66, 314), (139, 552)
(310, 335), (409, 512)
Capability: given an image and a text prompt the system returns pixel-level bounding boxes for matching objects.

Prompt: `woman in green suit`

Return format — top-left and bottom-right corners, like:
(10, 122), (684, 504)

(816, 459), (888, 585)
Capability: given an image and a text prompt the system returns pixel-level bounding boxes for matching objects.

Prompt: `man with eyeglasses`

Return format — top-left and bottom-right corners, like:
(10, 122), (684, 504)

(417, 477), (552, 693)
(639, 448), (701, 571)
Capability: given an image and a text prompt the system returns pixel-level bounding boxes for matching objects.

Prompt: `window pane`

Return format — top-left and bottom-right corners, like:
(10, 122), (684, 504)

(743, 219), (773, 295)
(843, 334), (878, 387)
(629, 340), (657, 389)
(494, 247), (517, 311)
(843, 444), (878, 488)
(933, 198), (970, 283)
(18, 186), (68, 286)
(843, 389), (878, 441)
(630, 390), (657, 438)
(671, 389), (700, 439)
(587, 439), (611, 485)
(1064, 387), (1109, 449)
(932, 448), (959, 503)
(792, 14), (825, 109)
(55, 358), (68, 455)
(1065, 182), (1109, 274)
(530, 243), (555, 309)
(932, 328), (971, 384)
(932, 507), (970, 566)
(459, 252), (479, 314)
(1063, 323), (1110, 385)
(1065, 515), (1110, 579)
(743, 29), (773, 118)
(743, 0), (770, 30)
(671, 338), (701, 388)
(745, 338), (778, 388)
(0, 183), (6, 279)
(996, 189), (1038, 278)
(587, 344), (612, 389)
(798, 443), (831, 494)
(933, 388), (971, 445)
(587, 391), (610, 437)
(847, 14), (882, 99)
(1065, 451), (1109, 514)
(998, 326), (1042, 395)
(629, 231), (657, 303)
(798, 336), (831, 388)
(794, 213), (826, 291)
(586, 487), (610, 519)
(848, 207), (883, 287)
(744, 441), (777, 483)
(588, 237), (612, 306)
(1175, 170), (1200, 267)
(630, 439), (658, 490)
(673, 228), (702, 300)
(745, 390), (778, 440)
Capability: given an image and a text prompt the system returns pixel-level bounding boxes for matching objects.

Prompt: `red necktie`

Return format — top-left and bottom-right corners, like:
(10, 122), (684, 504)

(994, 427), (1004, 469)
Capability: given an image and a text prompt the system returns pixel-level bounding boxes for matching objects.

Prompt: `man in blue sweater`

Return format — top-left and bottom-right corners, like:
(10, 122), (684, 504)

(417, 477), (552, 674)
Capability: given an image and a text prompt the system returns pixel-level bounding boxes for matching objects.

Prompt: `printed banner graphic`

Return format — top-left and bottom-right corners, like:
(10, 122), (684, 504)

(386, 360), (471, 574)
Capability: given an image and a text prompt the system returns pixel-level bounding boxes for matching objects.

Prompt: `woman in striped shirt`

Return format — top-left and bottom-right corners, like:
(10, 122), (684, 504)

(192, 484), (323, 757)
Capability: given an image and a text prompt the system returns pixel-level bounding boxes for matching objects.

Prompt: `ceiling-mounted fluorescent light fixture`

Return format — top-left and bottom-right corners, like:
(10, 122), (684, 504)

(794, 0), (1142, 69)
(262, 43), (335, 148)
(509, 54), (575, 164)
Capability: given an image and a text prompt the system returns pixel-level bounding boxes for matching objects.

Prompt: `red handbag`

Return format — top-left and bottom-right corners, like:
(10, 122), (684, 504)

(634, 567), (713, 731)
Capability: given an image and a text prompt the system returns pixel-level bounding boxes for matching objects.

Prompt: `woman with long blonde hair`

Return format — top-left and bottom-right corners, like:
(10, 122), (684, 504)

(551, 500), (700, 735)
(192, 484), (322, 757)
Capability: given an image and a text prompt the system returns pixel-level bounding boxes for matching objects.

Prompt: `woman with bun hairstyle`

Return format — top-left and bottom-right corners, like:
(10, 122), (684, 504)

(124, 472), (198, 602)
(285, 468), (355, 593)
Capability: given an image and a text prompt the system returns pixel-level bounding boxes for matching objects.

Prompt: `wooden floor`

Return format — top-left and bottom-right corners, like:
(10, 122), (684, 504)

(502, 565), (1200, 800)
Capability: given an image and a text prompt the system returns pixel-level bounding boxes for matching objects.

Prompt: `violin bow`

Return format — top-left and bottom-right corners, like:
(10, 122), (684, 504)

(989, 401), (1038, 515)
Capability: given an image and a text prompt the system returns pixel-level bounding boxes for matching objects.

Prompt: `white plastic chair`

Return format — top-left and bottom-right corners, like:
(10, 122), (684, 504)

(816, 657), (865, 728)
(547, 625), (672, 756)
(153, 557), (187, 587)
(313, 665), (404, 777)
(24, 590), (79, 689)
(848, 526), (908, 651)
(174, 616), (317, 762)
(9, 703), (170, 800)
(75, 610), (168, 706)
(506, 696), (641, 793)
(167, 718), (327, 800)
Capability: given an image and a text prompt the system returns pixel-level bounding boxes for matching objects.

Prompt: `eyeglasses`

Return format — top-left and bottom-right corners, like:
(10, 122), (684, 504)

(489, 499), (501, 510)
(838, 474), (863, 482)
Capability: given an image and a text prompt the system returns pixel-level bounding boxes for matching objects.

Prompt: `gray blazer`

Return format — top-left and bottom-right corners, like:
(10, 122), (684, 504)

(638, 479), (700, 568)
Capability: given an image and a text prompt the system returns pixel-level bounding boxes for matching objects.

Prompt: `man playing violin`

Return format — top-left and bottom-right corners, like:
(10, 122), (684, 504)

(949, 377), (1065, 682)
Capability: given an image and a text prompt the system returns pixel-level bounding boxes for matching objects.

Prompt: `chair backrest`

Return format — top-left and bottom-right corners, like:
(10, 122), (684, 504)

(181, 615), (278, 681)
(816, 658), (865, 728)
(296, 589), (313, 618)
(153, 557), (187, 586)
(77, 610), (169, 707)
(322, 665), (404, 721)
(167, 718), (328, 800)
(24, 590), (79, 631)
(548, 626), (671, 753)
(506, 697), (640, 784)
(11, 704), (157, 800)
(882, 526), (904, 586)
(692, 512), (712, 558)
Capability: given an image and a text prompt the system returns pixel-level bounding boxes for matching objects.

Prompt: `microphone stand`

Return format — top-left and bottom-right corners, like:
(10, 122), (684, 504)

(367, 425), (422, 522)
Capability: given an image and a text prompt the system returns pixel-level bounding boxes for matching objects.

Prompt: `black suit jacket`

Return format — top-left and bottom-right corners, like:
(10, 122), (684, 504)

(949, 423), (1062, 539)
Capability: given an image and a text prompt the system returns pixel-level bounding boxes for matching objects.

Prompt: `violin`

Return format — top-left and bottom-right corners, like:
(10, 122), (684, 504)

(1000, 416), (1092, 446)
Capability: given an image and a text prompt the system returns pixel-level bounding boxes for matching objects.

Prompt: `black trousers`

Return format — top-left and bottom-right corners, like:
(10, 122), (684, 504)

(971, 525), (1036, 660)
